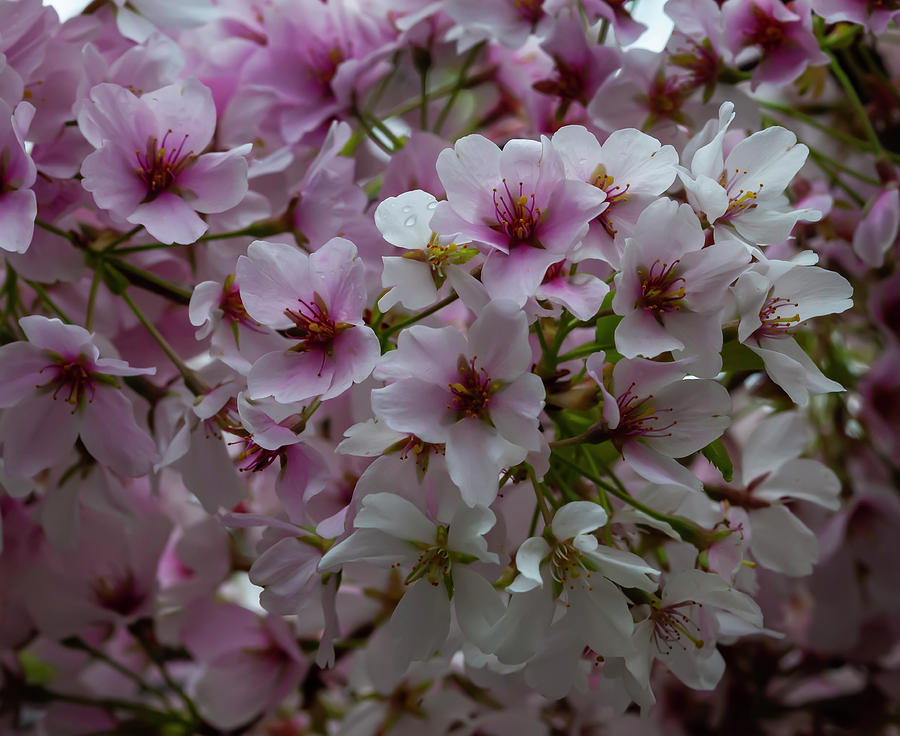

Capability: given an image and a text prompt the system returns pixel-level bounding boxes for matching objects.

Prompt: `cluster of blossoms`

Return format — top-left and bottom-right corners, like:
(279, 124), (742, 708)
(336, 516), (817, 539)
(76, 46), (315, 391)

(0, 0), (898, 734)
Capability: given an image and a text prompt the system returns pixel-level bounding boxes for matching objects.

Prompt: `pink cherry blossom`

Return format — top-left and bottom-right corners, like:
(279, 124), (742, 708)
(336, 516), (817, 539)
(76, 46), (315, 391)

(0, 100), (36, 253)
(78, 78), (250, 244)
(236, 237), (380, 404)
(430, 133), (608, 305)
(370, 299), (545, 505)
(611, 198), (750, 375)
(552, 124), (679, 267)
(587, 352), (732, 490)
(721, 0), (827, 87)
(733, 257), (852, 405)
(0, 316), (158, 478)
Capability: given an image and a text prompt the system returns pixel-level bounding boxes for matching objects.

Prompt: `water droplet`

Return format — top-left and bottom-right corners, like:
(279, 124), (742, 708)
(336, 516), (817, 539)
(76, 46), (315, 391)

(404, 215), (417, 227)
(426, 200), (438, 210)
(402, 205), (413, 214)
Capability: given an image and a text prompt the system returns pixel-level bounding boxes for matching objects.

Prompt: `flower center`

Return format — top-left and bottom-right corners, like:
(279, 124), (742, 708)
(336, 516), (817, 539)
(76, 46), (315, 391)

(550, 541), (601, 605)
(512, 0), (544, 24)
(36, 357), (97, 410)
(754, 295), (801, 340)
(591, 165), (631, 237)
(232, 437), (282, 473)
(614, 382), (676, 439)
(308, 45), (344, 87)
(135, 130), (193, 197)
(643, 75), (689, 123)
(92, 572), (146, 617)
(283, 292), (351, 358)
(447, 355), (495, 421)
(220, 275), (264, 332)
(636, 258), (686, 316)
(533, 56), (586, 103)
(650, 601), (705, 653)
(670, 39), (721, 88)
(492, 179), (543, 246)
(718, 168), (763, 218)
(748, 8), (785, 51)
(404, 525), (453, 594)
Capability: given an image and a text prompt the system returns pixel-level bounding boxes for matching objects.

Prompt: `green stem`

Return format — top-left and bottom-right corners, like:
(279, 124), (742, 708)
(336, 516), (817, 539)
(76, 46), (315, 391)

(419, 60), (430, 130)
(102, 225), (143, 253)
(352, 106), (396, 155)
(21, 685), (192, 728)
(62, 637), (171, 704)
(806, 146), (879, 185)
(121, 291), (206, 395)
(380, 293), (459, 342)
(527, 466), (553, 525)
(129, 625), (202, 725)
(807, 150), (866, 206)
(557, 342), (607, 364)
(34, 218), (75, 242)
(385, 67), (496, 120)
(85, 269), (101, 331)
(25, 280), (73, 323)
(109, 242), (178, 254)
(552, 453), (714, 547)
(826, 50), (884, 154)
(597, 18), (610, 44)
(756, 99), (874, 151)
(434, 41), (485, 135)
(107, 259), (193, 305)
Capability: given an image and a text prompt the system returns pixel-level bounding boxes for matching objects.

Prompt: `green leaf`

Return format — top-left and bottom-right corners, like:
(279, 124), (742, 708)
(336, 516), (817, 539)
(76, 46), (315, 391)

(100, 265), (130, 295)
(594, 313), (622, 349)
(19, 650), (55, 685)
(701, 438), (733, 483)
(721, 340), (764, 373)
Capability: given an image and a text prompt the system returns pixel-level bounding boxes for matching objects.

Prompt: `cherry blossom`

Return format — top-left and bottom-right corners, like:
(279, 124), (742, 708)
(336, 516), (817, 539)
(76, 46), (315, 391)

(611, 198), (749, 375)
(0, 316), (158, 478)
(0, 1), (884, 731)
(0, 100), (36, 253)
(236, 237), (380, 404)
(78, 78), (250, 244)
(430, 133), (608, 305)
(679, 101), (823, 246)
(586, 352), (732, 489)
(733, 257), (853, 405)
(371, 299), (545, 505)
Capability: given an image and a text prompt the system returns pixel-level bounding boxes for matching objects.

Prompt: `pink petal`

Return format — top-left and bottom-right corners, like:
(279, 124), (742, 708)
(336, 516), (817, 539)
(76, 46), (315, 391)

(79, 387), (158, 476)
(0, 396), (81, 477)
(178, 146), (250, 214)
(127, 191), (208, 245)
(0, 342), (47, 407)
(236, 240), (314, 329)
(141, 79), (216, 154)
(247, 349), (335, 404)
(324, 326), (380, 400)
(370, 379), (452, 443)
(80, 146), (148, 218)
(0, 188), (35, 253)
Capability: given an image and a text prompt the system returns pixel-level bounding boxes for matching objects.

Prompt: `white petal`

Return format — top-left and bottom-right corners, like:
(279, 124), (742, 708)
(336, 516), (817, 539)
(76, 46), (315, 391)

(755, 458), (841, 510)
(741, 411), (810, 486)
(749, 505), (818, 576)
(509, 537), (550, 592)
(354, 492), (436, 544)
(551, 501), (608, 541)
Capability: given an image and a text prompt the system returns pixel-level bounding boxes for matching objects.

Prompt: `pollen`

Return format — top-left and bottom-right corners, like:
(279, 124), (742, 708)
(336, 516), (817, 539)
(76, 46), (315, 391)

(492, 179), (543, 245)
(636, 258), (687, 316)
(134, 129), (193, 196)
